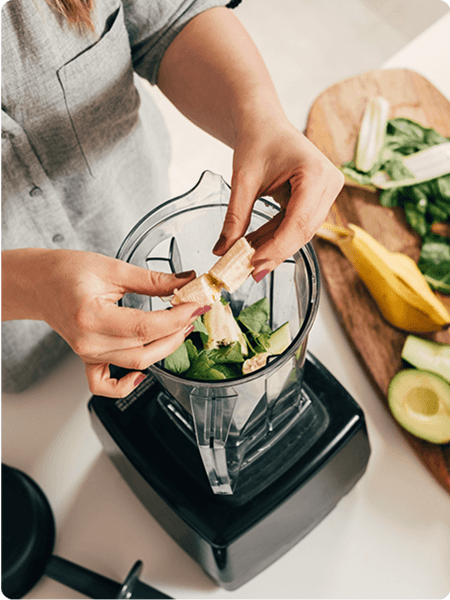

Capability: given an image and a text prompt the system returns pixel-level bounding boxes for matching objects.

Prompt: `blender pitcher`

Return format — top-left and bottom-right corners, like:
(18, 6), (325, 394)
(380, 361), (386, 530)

(116, 171), (321, 497)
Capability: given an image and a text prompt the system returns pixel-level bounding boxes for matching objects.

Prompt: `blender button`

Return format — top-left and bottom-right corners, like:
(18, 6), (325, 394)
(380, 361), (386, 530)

(52, 233), (65, 243)
(29, 186), (42, 197)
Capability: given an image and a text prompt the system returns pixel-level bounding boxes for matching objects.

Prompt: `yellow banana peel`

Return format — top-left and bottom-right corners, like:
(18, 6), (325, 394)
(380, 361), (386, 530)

(317, 222), (450, 333)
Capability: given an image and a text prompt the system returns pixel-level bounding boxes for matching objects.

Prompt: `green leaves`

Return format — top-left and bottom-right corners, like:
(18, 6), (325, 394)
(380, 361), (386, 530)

(418, 234), (450, 294)
(343, 115), (450, 292)
(164, 342), (190, 374)
(237, 297), (270, 334)
(163, 298), (289, 380)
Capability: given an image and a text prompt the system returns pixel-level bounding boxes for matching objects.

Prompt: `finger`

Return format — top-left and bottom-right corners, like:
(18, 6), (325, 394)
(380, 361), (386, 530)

(82, 300), (205, 342)
(213, 171), (261, 256)
(86, 326), (193, 374)
(246, 211), (284, 249)
(251, 171), (342, 276)
(85, 362), (148, 398)
(114, 263), (196, 297)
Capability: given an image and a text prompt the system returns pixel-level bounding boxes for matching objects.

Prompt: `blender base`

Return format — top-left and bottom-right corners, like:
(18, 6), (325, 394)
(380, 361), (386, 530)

(89, 353), (371, 591)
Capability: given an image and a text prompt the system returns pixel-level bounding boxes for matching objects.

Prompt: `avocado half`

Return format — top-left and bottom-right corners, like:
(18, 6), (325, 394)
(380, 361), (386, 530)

(388, 369), (450, 444)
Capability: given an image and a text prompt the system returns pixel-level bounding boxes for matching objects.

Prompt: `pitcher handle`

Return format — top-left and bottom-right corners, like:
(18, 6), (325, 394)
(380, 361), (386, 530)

(189, 392), (237, 495)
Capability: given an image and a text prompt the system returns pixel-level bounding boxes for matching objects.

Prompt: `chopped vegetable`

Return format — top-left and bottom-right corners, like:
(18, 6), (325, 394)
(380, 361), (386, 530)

(401, 335), (450, 382)
(388, 369), (450, 444)
(342, 107), (450, 292)
(164, 298), (291, 380)
(355, 96), (390, 173)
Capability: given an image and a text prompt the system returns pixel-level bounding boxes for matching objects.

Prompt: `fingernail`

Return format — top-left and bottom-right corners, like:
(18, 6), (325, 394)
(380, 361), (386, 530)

(213, 235), (226, 253)
(134, 373), (146, 387)
(191, 305), (212, 318)
(184, 324), (195, 337)
(254, 269), (270, 283)
(175, 270), (195, 279)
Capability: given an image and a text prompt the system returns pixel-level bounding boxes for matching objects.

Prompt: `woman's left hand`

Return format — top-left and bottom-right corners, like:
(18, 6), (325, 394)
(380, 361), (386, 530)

(212, 118), (344, 281)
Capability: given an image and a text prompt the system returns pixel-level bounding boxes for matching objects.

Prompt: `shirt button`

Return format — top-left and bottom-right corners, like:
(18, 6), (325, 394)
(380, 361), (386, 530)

(52, 234), (65, 243)
(1, 131), (14, 140)
(29, 186), (42, 197)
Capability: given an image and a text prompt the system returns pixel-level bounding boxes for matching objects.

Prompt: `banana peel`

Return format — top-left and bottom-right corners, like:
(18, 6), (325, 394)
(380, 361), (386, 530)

(316, 222), (450, 333)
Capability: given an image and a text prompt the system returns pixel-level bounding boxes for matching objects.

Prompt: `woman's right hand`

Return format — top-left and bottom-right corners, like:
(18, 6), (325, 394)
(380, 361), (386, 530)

(2, 248), (206, 397)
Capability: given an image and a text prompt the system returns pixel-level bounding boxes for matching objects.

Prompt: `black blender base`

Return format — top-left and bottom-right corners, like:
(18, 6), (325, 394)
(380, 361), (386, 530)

(89, 353), (371, 591)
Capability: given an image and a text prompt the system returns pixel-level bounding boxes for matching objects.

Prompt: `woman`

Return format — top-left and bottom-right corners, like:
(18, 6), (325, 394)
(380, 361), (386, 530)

(1, 0), (344, 397)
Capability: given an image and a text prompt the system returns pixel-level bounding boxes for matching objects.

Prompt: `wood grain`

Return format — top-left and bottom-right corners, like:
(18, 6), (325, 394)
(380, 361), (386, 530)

(305, 69), (450, 494)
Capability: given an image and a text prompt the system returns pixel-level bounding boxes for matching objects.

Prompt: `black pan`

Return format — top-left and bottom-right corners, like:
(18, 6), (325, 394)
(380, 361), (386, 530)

(1, 464), (172, 599)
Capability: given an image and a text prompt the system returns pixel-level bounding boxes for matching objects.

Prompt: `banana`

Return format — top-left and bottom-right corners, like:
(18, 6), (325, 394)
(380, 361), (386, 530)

(203, 301), (248, 356)
(209, 237), (255, 293)
(172, 273), (221, 306)
(172, 237), (255, 306)
(317, 222), (450, 333)
(242, 352), (271, 374)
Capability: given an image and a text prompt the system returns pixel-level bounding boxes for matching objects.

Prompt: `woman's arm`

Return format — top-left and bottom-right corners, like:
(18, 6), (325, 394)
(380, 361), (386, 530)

(157, 7), (344, 279)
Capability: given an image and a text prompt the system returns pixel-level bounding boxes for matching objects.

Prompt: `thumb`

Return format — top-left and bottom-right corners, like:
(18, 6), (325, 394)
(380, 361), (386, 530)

(117, 261), (196, 297)
(213, 171), (261, 256)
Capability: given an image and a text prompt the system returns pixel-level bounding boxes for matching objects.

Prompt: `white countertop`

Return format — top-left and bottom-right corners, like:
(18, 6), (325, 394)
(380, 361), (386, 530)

(3, 12), (450, 600)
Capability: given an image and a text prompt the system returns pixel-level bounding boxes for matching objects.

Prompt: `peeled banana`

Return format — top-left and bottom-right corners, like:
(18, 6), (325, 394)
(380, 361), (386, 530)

(172, 237), (255, 306)
(209, 237), (255, 293)
(203, 301), (248, 356)
(171, 273), (221, 306)
(316, 222), (450, 333)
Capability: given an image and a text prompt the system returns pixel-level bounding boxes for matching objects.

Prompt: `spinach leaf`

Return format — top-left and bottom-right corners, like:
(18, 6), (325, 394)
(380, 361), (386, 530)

(437, 174), (450, 201)
(418, 234), (450, 293)
(185, 339), (199, 363)
(164, 342), (190, 374)
(387, 118), (427, 144)
(206, 342), (244, 364)
(213, 363), (241, 379)
(238, 297), (270, 334)
(341, 165), (373, 187)
(404, 203), (429, 237)
(185, 352), (225, 380)
(427, 202), (448, 222)
(193, 316), (209, 344)
(379, 188), (399, 208)
(419, 261), (450, 294)
(383, 158), (414, 181)
(419, 234), (450, 265)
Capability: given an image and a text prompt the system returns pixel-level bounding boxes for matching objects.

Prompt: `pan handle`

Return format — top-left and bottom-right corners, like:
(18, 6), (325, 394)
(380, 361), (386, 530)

(46, 556), (173, 599)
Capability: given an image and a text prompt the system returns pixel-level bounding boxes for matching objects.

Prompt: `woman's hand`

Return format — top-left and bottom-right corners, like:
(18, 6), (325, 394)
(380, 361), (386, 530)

(157, 7), (343, 279)
(212, 119), (344, 280)
(2, 249), (204, 397)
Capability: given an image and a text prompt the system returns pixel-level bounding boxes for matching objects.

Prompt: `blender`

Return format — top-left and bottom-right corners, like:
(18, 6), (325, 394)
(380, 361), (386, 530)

(89, 171), (371, 590)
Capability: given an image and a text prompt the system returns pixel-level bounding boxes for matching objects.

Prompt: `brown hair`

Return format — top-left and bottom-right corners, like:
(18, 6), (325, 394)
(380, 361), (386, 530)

(48, 0), (95, 31)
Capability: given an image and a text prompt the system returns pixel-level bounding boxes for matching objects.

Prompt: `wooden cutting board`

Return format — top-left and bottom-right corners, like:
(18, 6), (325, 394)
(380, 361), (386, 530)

(305, 68), (450, 494)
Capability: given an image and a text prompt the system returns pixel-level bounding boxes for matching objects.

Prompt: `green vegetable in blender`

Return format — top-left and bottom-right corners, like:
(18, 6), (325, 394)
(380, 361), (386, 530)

(164, 298), (291, 380)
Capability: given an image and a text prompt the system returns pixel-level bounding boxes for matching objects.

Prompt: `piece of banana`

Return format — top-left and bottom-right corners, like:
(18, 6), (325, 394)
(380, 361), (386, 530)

(317, 222), (450, 333)
(242, 352), (271, 374)
(172, 237), (255, 306)
(209, 237), (255, 293)
(172, 273), (221, 306)
(203, 301), (248, 356)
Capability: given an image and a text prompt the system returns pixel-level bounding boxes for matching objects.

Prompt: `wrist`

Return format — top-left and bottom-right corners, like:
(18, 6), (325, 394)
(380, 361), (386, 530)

(1, 248), (55, 322)
(231, 90), (288, 147)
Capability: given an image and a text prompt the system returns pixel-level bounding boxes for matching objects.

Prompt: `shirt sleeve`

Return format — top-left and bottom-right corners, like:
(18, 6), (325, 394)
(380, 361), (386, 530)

(123, 0), (234, 85)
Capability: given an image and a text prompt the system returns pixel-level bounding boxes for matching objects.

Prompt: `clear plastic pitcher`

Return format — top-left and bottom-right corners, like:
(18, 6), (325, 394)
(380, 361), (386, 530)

(116, 171), (320, 495)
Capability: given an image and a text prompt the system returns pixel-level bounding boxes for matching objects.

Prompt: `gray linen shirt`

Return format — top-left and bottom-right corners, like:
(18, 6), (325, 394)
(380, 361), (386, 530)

(1, 0), (228, 392)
